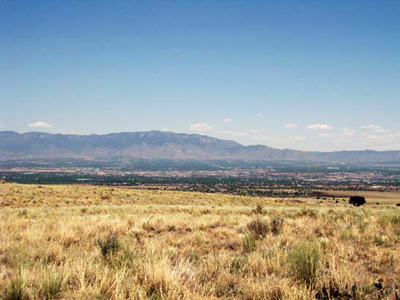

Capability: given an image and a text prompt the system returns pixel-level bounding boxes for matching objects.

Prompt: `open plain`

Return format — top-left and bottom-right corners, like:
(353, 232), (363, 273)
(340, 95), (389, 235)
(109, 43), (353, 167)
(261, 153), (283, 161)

(0, 182), (399, 299)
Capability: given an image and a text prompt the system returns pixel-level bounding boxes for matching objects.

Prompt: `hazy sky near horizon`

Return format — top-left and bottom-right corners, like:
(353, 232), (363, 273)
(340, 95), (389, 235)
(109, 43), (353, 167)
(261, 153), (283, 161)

(1, 0), (399, 151)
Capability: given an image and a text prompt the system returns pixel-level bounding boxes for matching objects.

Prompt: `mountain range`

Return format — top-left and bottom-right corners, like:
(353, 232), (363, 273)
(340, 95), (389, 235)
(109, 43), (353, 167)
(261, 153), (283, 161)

(1, 130), (399, 163)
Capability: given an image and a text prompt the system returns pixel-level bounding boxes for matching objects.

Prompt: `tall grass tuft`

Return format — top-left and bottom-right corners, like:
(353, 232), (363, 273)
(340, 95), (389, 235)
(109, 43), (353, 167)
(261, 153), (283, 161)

(40, 275), (64, 299)
(242, 234), (256, 252)
(4, 277), (28, 300)
(287, 241), (320, 286)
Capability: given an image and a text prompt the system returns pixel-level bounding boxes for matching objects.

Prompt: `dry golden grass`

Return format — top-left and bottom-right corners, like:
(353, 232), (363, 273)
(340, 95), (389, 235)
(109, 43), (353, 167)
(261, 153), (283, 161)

(317, 190), (400, 205)
(0, 183), (399, 299)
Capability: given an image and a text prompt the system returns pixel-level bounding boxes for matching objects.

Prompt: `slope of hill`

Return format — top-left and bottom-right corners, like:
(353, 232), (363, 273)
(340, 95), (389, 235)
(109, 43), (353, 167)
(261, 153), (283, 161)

(0, 130), (399, 163)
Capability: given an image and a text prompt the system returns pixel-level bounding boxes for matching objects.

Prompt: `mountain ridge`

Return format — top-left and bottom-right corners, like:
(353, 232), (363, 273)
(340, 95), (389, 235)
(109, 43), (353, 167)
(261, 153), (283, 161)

(1, 130), (399, 163)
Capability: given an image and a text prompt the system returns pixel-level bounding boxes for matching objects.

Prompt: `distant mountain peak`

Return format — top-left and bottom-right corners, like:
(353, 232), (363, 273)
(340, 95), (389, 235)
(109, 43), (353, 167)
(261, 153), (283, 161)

(0, 130), (399, 163)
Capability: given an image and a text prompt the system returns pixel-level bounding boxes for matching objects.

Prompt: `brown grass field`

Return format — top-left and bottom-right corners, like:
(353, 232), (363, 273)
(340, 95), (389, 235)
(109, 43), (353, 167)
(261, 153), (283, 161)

(0, 182), (399, 299)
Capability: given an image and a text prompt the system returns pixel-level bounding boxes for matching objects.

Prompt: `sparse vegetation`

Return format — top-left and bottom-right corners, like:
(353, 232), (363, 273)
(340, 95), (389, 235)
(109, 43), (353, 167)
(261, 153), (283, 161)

(97, 232), (120, 257)
(254, 204), (263, 214)
(270, 217), (284, 235)
(3, 277), (28, 300)
(242, 234), (257, 252)
(287, 241), (320, 286)
(40, 275), (65, 300)
(246, 218), (270, 239)
(0, 182), (399, 299)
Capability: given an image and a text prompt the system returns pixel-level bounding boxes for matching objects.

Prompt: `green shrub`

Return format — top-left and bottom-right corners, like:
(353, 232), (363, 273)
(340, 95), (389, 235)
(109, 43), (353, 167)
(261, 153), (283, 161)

(287, 242), (320, 286)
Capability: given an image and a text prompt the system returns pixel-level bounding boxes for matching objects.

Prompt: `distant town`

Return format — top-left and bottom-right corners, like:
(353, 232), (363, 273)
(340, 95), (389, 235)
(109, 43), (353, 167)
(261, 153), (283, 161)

(2, 159), (399, 197)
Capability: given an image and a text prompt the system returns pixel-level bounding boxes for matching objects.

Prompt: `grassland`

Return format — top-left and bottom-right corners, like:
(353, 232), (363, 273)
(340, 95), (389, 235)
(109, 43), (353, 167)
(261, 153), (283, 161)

(0, 183), (399, 299)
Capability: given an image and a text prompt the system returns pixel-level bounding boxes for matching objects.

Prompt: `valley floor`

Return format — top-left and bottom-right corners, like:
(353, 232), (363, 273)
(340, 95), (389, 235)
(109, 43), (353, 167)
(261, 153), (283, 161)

(0, 183), (399, 299)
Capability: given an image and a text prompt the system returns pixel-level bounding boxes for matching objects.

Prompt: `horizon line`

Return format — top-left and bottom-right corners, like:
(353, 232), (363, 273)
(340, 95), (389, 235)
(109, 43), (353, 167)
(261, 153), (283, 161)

(1, 129), (398, 154)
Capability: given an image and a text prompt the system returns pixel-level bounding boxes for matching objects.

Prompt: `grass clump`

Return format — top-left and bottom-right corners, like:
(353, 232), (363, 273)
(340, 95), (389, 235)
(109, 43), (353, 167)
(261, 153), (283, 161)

(97, 232), (120, 257)
(230, 256), (247, 274)
(380, 213), (400, 225)
(3, 277), (28, 300)
(253, 204), (263, 214)
(287, 241), (320, 286)
(18, 209), (28, 218)
(242, 234), (256, 252)
(270, 217), (284, 235)
(141, 220), (156, 231)
(373, 235), (392, 247)
(246, 218), (269, 239)
(40, 275), (64, 299)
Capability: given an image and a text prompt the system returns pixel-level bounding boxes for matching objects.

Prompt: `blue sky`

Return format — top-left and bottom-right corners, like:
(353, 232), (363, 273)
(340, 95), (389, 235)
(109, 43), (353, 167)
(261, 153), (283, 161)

(1, 0), (399, 151)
